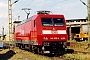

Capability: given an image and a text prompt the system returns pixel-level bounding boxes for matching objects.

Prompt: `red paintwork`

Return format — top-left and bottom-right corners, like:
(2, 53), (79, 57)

(14, 14), (68, 46)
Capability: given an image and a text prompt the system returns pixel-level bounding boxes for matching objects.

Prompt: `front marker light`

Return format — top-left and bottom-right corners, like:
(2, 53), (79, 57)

(43, 37), (48, 40)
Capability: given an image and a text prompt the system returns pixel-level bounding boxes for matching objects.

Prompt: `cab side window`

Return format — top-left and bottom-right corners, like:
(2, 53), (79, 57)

(34, 20), (35, 27)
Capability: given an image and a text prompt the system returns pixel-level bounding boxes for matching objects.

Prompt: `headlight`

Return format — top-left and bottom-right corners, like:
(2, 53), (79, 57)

(43, 37), (48, 40)
(43, 42), (50, 46)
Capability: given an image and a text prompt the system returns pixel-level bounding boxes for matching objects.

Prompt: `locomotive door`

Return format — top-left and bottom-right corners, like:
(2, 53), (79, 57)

(31, 20), (37, 41)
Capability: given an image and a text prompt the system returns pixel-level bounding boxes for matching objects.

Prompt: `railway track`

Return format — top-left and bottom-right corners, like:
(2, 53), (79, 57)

(50, 55), (80, 60)
(1, 42), (90, 60)
(73, 50), (90, 54)
(50, 50), (90, 60)
(0, 47), (89, 60)
(65, 49), (90, 54)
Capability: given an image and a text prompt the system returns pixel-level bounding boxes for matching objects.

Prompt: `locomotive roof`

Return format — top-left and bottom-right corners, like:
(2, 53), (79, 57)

(17, 16), (34, 26)
(17, 13), (64, 26)
(36, 10), (52, 14)
(13, 21), (21, 23)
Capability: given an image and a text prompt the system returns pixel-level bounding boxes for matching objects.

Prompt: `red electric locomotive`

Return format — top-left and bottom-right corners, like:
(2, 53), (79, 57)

(14, 10), (70, 54)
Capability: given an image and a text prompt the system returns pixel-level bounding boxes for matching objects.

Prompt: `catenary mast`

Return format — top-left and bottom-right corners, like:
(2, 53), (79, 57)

(88, 0), (90, 43)
(8, 0), (19, 46)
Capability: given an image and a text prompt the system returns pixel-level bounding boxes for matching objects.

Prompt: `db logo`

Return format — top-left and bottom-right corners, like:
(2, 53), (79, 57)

(51, 31), (58, 34)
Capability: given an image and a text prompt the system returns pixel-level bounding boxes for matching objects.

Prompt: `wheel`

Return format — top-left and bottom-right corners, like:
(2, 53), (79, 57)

(19, 44), (21, 49)
(33, 47), (38, 54)
(20, 44), (24, 50)
(31, 46), (37, 54)
(29, 45), (32, 52)
(16, 43), (19, 47)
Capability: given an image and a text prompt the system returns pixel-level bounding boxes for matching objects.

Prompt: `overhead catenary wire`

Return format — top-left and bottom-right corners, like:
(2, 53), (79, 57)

(15, 0), (67, 14)
(13, 0), (34, 18)
(25, 0), (34, 7)
(48, 0), (68, 8)
(13, 0), (28, 11)
(13, 0), (28, 19)
(14, 0), (69, 20)
(80, 0), (88, 7)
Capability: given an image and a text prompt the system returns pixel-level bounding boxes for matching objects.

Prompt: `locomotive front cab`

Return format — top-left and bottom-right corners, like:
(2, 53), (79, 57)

(37, 13), (70, 54)
(41, 17), (67, 42)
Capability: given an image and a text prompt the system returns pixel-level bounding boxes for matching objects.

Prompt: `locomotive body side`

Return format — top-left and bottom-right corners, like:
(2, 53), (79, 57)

(15, 16), (38, 47)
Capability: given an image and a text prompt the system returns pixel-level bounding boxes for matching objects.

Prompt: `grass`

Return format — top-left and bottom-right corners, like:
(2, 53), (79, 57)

(64, 53), (90, 60)
(9, 48), (51, 60)
(1, 39), (90, 60)
(66, 40), (90, 60)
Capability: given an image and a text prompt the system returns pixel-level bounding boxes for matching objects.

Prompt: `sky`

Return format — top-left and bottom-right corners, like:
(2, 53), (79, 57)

(0, 0), (87, 34)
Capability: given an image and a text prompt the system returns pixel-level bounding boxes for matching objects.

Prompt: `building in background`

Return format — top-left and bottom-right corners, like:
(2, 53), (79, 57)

(5, 21), (21, 41)
(66, 19), (88, 40)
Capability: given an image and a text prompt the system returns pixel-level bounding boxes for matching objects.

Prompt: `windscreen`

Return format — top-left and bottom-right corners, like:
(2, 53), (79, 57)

(41, 18), (52, 26)
(41, 18), (64, 26)
(53, 18), (64, 26)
